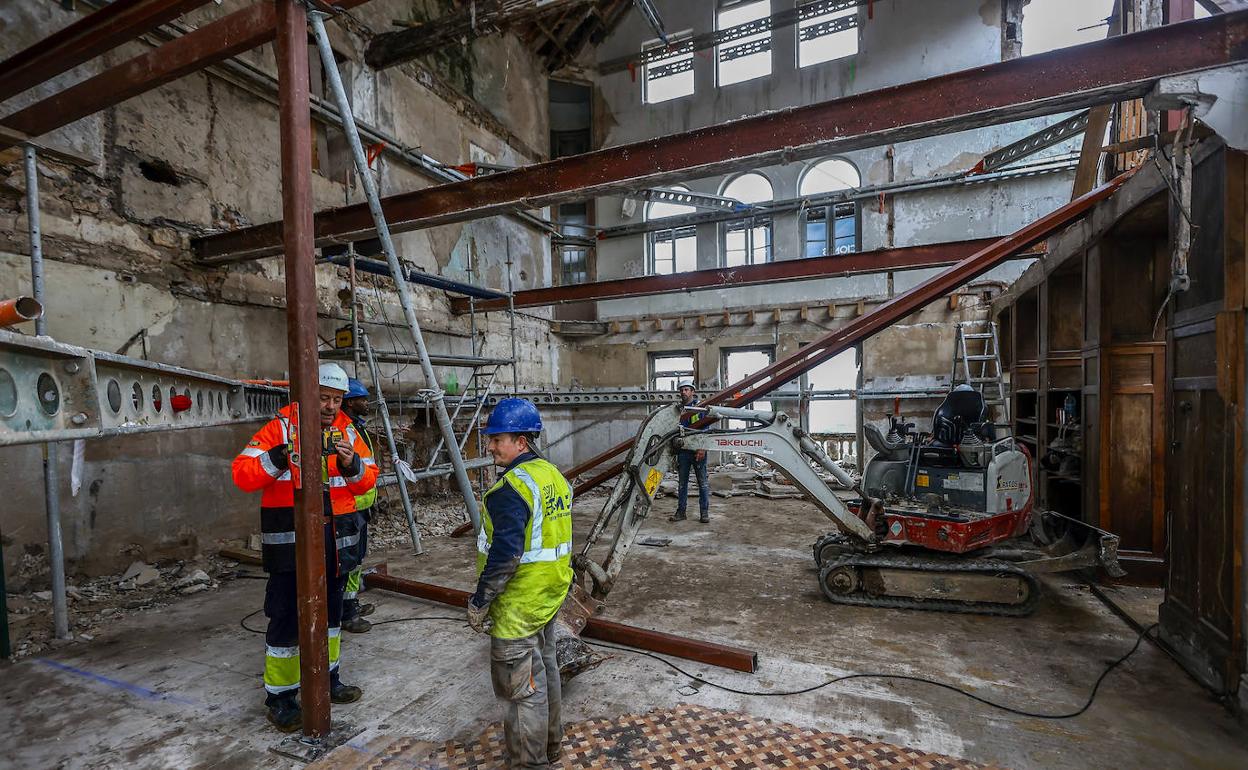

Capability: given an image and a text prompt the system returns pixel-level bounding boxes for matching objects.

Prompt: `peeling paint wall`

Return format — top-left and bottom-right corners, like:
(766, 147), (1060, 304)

(0, 0), (561, 576)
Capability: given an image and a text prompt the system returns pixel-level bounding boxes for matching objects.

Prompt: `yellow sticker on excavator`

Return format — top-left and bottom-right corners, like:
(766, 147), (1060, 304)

(916, 473), (929, 487)
(643, 468), (664, 497)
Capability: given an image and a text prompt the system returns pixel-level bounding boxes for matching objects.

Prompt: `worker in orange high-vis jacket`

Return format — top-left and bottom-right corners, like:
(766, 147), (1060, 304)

(232, 362), (378, 732)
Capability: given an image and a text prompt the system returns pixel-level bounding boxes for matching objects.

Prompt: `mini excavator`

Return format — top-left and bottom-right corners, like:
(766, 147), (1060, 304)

(552, 386), (1124, 678)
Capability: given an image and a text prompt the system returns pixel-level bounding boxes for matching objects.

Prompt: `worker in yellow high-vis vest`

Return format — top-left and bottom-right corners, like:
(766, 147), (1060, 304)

(467, 398), (573, 770)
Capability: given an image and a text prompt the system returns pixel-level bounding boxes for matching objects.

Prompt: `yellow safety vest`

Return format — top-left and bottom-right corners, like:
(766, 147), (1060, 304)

(476, 458), (573, 639)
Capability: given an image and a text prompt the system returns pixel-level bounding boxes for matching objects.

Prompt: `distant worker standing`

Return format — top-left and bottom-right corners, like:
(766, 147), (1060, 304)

(340, 378), (376, 634)
(670, 382), (710, 523)
(466, 398), (573, 769)
(231, 363), (378, 732)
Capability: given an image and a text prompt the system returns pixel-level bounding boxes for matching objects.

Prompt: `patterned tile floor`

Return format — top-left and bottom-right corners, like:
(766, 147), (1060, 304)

(318, 704), (1006, 769)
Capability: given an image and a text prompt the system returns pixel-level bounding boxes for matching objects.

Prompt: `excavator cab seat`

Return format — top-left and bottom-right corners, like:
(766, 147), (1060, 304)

(931, 386), (990, 447)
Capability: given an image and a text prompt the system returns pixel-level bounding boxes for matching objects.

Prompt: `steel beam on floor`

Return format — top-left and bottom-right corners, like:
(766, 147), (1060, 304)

(0, 0), (371, 152)
(363, 568), (759, 673)
(193, 12), (1248, 263)
(0, 0), (214, 104)
(451, 239), (1024, 313)
(564, 168), (1139, 493)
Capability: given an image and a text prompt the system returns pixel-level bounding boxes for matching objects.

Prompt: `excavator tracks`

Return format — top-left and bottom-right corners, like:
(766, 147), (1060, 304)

(815, 548), (1042, 617)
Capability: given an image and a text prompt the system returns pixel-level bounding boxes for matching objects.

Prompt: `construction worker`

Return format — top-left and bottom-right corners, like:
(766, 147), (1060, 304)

(340, 378), (375, 634)
(231, 362), (378, 732)
(466, 398), (573, 770)
(670, 382), (710, 523)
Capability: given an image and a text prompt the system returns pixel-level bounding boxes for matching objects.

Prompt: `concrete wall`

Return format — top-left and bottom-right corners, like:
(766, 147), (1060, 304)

(0, 1), (561, 576)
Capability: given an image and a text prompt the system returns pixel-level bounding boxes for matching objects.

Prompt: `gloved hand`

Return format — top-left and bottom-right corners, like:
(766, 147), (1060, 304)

(466, 600), (493, 634)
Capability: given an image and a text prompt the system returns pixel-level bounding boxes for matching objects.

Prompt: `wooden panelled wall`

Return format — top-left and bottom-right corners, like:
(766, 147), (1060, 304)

(999, 146), (1245, 696)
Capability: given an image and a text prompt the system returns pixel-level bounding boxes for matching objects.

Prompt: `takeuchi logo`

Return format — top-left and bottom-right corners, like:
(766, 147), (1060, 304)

(715, 438), (764, 447)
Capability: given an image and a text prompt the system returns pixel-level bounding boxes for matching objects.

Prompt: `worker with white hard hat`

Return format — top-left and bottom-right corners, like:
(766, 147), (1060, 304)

(231, 362), (378, 731)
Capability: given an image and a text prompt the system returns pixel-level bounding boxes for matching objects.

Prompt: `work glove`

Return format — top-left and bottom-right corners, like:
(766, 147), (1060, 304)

(466, 599), (493, 634)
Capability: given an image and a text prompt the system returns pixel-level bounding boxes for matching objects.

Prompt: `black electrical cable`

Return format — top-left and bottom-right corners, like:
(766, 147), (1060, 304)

(583, 623), (1158, 720)
(235, 607), (1155, 720)
(239, 608), (463, 634)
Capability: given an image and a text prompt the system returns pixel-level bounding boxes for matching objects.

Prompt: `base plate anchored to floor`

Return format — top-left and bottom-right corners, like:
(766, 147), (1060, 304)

(271, 722), (362, 763)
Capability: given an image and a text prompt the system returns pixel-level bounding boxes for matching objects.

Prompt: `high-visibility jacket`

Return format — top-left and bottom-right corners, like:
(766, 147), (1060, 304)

(232, 404), (378, 574)
(476, 457), (573, 639)
(351, 418), (377, 512)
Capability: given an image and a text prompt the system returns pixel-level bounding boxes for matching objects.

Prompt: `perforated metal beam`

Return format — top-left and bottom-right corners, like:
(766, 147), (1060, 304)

(0, 329), (284, 446)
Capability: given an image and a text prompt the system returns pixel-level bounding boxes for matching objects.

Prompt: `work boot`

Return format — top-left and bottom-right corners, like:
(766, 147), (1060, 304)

(342, 615), (372, 634)
(668, 511), (687, 522)
(265, 693), (302, 733)
(699, 513), (710, 524)
(330, 674), (364, 704)
(358, 602), (376, 617)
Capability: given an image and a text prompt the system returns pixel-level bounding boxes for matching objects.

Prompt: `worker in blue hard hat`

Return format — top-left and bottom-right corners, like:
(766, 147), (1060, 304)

(340, 378), (376, 634)
(466, 397), (572, 769)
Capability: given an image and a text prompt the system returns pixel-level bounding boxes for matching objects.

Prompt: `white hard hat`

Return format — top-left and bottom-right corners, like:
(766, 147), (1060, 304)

(318, 362), (350, 393)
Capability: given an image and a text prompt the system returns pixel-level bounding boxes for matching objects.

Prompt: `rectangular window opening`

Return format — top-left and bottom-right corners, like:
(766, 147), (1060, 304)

(651, 352), (697, 392)
(649, 226), (698, 275)
(803, 202), (858, 257)
(643, 32), (695, 104)
(723, 216), (773, 267)
(717, 1), (772, 87)
(723, 347), (775, 430)
(797, 1), (859, 68)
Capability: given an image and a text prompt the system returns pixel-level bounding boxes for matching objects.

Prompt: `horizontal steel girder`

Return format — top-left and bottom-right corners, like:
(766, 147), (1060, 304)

(193, 12), (1248, 263)
(0, 0), (371, 152)
(563, 167), (1139, 493)
(450, 239), (1032, 313)
(0, 0), (214, 105)
(0, 329), (285, 446)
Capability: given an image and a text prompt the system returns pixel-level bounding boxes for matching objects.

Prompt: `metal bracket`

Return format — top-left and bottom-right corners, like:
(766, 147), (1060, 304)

(271, 721), (362, 762)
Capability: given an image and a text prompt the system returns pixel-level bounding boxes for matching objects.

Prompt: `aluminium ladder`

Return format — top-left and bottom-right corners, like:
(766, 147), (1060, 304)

(951, 320), (1010, 424)
(310, 12), (484, 533)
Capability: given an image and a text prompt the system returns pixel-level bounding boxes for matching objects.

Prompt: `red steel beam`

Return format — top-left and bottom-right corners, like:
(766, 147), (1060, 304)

(0, 0), (370, 150)
(0, 0), (213, 105)
(451, 239), (1042, 313)
(565, 168), (1139, 492)
(276, 0), (331, 739)
(364, 571), (758, 673)
(193, 12), (1248, 263)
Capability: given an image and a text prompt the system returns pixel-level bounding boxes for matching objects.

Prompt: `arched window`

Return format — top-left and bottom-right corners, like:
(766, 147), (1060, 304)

(720, 172), (773, 267)
(646, 185), (697, 275)
(800, 158), (859, 257)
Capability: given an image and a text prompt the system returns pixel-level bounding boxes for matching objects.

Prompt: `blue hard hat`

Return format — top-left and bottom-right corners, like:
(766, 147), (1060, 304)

(345, 378), (369, 400)
(483, 398), (542, 435)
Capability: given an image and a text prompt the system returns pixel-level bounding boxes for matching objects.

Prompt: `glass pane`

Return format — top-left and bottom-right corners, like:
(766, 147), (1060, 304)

(800, 159), (860, 195)
(674, 233), (697, 272)
(805, 220), (827, 256)
(717, 1), (772, 86)
(722, 172), (773, 204)
(655, 355), (694, 373)
(798, 5), (858, 68)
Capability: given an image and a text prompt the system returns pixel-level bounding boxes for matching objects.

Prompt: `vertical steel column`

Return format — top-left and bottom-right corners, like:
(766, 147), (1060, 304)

(309, 11), (481, 532)
(276, 0), (331, 739)
(348, 245), (361, 378)
(25, 145), (70, 641)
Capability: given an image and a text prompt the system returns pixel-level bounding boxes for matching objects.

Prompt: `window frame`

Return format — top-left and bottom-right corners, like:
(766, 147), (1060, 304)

(795, 0), (861, 69)
(650, 351), (698, 392)
(802, 201), (860, 257)
(715, 0), (774, 87)
(643, 31), (696, 104)
(648, 225), (699, 276)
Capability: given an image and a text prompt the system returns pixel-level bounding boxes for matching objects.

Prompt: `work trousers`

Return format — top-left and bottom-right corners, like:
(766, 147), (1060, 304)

(490, 620), (562, 769)
(676, 449), (709, 517)
(263, 562), (347, 700)
(343, 509), (370, 619)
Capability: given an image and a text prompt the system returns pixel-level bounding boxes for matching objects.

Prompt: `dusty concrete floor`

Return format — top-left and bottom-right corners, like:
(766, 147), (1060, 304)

(3, 494), (1246, 769)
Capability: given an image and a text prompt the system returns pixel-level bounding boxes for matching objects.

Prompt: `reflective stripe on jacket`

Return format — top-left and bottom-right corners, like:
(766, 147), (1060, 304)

(476, 458), (573, 639)
(351, 421), (378, 511)
(232, 404), (378, 573)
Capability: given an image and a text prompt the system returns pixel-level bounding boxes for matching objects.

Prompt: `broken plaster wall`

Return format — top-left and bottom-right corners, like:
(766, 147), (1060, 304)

(0, 0), (561, 579)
